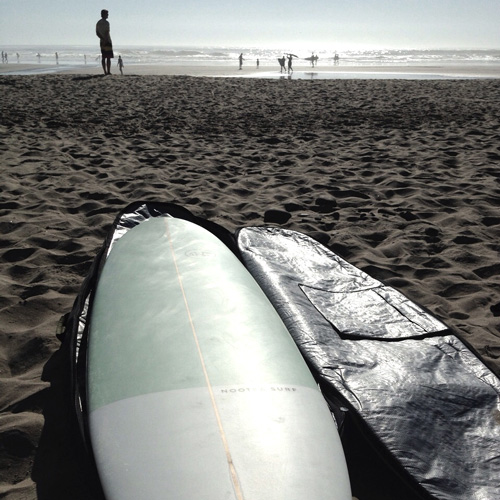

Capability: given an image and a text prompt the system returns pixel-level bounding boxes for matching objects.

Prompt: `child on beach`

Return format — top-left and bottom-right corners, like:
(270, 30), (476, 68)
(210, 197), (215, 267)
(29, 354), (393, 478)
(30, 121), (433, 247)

(117, 55), (124, 75)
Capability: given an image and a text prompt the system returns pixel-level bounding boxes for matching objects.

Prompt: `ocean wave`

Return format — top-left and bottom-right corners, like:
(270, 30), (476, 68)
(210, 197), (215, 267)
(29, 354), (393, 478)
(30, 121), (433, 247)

(2, 45), (499, 67)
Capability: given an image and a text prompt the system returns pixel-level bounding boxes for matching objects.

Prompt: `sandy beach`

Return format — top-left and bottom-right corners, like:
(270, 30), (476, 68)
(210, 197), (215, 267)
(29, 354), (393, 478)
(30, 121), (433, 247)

(1, 72), (500, 499)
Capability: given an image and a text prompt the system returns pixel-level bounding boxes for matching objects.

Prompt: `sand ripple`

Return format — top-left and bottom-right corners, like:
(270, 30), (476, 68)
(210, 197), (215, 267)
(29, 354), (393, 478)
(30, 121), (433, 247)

(1, 75), (499, 498)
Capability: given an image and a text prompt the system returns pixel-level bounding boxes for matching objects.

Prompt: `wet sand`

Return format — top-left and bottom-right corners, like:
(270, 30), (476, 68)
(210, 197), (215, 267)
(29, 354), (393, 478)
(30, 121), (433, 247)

(2, 62), (500, 79)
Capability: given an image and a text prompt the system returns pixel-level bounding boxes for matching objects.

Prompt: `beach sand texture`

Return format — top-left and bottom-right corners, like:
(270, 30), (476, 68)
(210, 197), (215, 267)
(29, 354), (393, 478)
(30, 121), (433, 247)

(1, 74), (500, 498)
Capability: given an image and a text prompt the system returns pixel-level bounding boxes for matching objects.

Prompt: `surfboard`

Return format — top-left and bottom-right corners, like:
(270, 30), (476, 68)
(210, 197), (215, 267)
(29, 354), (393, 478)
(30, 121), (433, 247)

(86, 216), (351, 500)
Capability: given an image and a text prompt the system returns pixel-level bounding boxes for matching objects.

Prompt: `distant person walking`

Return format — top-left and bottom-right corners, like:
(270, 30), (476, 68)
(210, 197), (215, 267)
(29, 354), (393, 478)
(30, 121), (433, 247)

(278, 56), (286, 73)
(287, 54), (293, 74)
(55, 52), (59, 65)
(238, 53), (244, 70)
(96, 9), (113, 75)
(117, 55), (124, 75)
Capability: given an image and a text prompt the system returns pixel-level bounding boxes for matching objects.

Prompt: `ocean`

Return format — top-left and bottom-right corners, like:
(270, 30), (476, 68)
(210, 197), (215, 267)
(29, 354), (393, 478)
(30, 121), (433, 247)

(2, 45), (499, 76)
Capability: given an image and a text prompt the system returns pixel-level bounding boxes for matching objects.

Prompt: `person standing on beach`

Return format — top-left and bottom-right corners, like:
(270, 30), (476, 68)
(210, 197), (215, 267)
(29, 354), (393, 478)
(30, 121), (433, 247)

(278, 56), (286, 73)
(239, 53), (244, 70)
(96, 9), (114, 75)
(117, 55), (124, 75)
(287, 54), (293, 74)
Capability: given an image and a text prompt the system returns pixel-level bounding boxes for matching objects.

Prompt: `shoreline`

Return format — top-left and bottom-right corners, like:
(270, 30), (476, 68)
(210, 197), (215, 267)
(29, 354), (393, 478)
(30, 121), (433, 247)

(1, 62), (500, 79)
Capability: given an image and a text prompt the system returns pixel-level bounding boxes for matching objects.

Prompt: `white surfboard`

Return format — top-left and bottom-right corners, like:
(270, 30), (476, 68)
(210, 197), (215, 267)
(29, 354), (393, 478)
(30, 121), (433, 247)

(87, 216), (351, 500)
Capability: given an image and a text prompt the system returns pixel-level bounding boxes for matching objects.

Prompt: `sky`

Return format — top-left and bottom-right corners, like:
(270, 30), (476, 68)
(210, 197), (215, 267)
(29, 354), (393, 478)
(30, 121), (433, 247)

(0, 0), (499, 50)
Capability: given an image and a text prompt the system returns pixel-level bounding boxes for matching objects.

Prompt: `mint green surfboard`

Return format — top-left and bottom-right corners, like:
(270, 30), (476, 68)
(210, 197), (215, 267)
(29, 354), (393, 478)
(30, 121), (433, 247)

(87, 216), (351, 500)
